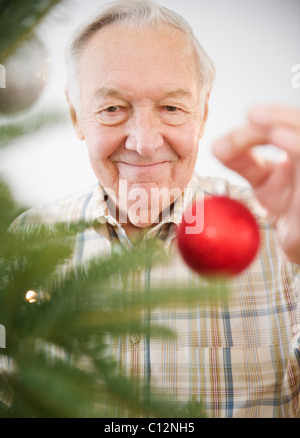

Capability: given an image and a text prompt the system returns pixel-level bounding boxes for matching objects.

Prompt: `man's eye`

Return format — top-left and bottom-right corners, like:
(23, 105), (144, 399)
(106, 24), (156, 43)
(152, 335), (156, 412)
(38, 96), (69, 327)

(165, 106), (178, 112)
(105, 106), (119, 113)
(97, 105), (128, 125)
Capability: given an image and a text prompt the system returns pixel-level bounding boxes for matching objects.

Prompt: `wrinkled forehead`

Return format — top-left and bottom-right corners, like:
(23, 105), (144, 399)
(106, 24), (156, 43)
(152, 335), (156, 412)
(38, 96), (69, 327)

(78, 22), (198, 75)
(76, 24), (201, 108)
(82, 20), (194, 52)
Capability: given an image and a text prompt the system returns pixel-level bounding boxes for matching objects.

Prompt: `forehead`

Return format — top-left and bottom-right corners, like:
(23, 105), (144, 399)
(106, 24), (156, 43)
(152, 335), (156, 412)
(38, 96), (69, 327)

(77, 23), (199, 96)
(80, 22), (193, 59)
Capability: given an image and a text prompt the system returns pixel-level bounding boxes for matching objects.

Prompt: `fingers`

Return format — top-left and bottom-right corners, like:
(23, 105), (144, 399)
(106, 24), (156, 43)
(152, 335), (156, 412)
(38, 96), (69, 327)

(248, 105), (300, 130)
(213, 125), (268, 160)
(248, 105), (300, 157)
(212, 105), (300, 187)
(212, 125), (275, 187)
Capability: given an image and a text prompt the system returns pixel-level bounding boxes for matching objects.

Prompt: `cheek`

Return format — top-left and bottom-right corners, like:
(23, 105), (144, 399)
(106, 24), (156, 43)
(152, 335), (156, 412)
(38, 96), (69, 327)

(84, 125), (123, 160)
(168, 124), (200, 160)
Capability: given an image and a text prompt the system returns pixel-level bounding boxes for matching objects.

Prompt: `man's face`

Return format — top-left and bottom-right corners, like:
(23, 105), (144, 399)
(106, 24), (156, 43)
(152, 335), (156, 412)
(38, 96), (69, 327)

(71, 24), (209, 227)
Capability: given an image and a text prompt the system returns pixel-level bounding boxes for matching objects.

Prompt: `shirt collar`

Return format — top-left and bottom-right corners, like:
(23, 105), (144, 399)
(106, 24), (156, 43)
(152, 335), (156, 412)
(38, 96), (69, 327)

(91, 173), (202, 253)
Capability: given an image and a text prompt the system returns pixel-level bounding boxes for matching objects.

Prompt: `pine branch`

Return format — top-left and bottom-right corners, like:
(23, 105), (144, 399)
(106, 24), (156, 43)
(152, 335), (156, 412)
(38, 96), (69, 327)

(0, 110), (67, 148)
(0, 0), (65, 63)
(0, 178), (229, 417)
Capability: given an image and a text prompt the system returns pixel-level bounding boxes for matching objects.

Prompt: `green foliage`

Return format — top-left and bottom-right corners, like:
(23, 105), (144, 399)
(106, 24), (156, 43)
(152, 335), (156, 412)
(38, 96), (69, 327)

(0, 0), (63, 63)
(0, 180), (221, 417)
(0, 110), (67, 148)
(0, 0), (226, 418)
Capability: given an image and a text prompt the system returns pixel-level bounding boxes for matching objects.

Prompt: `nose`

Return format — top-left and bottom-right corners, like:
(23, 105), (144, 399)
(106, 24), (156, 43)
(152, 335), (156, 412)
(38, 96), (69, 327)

(125, 108), (164, 156)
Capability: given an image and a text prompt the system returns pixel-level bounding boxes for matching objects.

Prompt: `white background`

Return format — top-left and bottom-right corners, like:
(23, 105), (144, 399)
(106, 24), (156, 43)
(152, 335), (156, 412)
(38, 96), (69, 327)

(0, 0), (299, 208)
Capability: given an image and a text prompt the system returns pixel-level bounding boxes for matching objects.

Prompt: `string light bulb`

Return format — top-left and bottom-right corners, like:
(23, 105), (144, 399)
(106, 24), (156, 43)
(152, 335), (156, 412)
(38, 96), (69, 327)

(25, 290), (37, 303)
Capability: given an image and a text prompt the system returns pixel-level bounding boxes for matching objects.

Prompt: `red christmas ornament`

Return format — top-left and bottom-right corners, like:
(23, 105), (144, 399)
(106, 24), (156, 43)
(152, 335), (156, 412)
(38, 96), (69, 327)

(177, 196), (260, 276)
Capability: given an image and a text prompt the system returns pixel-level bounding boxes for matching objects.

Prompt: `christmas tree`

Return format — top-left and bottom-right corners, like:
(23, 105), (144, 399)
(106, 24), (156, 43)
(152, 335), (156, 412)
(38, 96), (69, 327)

(0, 0), (228, 418)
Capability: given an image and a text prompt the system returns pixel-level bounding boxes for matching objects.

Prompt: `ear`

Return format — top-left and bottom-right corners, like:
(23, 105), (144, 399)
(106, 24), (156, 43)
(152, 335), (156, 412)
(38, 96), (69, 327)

(198, 92), (210, 139)
(65, 87), (85, 141)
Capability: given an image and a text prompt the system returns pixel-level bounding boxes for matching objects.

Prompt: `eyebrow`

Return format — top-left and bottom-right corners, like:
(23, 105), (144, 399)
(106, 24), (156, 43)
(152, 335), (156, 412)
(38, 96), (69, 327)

(93, 86), (193, 101)
(160, 89), (193, 100)
(93, 87), (124, 100)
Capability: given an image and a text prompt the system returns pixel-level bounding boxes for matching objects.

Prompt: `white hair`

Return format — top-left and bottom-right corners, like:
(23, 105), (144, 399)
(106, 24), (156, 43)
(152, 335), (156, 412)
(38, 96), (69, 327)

(65, 0), (215, 114)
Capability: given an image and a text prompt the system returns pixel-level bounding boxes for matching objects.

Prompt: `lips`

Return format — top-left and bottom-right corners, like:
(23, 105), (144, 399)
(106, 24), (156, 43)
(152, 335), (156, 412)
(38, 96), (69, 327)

(115, 161), (171, 181)
(118, 161), (168, 167)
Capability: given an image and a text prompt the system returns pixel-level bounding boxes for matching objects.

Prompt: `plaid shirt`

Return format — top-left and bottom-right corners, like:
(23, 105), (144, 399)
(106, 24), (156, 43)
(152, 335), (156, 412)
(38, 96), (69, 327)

(11, 173), (300, 418)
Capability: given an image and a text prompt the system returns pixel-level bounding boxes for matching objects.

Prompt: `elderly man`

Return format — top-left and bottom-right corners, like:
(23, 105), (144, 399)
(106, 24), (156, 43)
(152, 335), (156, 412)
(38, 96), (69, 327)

(12, 0), (300, 418)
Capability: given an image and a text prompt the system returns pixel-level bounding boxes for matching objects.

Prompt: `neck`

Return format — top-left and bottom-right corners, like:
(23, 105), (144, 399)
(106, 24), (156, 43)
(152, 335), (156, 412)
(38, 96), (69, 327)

(122, 221), (152, 244)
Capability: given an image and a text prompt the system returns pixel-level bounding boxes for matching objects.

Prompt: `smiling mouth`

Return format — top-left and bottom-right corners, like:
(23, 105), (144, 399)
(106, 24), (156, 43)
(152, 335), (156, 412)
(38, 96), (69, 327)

(117, 161), (169, 167)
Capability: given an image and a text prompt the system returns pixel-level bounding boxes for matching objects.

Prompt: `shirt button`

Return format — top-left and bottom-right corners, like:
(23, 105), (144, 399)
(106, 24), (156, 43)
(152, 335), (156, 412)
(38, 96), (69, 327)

(97, 216), (106, 224)
(130, 333), (140, 344)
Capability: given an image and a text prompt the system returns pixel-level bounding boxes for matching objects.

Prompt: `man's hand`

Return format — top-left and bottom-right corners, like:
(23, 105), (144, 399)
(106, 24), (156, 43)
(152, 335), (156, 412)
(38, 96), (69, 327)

(212, 105), (300, 265)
